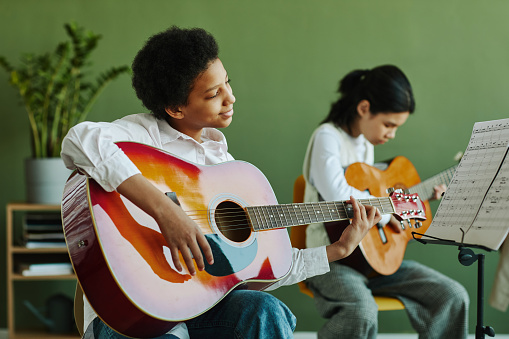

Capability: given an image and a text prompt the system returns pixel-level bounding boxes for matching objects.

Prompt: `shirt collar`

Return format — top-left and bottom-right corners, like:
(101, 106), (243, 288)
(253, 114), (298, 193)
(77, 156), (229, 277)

(157, 119), (228, 145)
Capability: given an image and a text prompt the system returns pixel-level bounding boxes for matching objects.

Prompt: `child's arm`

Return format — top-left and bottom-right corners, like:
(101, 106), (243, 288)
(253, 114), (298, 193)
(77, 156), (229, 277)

(116, 173), (214, 276)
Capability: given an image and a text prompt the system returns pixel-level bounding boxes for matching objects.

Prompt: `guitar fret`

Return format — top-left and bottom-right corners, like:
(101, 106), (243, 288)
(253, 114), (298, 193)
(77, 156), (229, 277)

(411, 165), (457, 201)
(323, 202), (331, 222)
(310, 203), (319, 223)
(263, 206), (270, 229)
(245, 195), (409, 232)
(267, 206), (275, 229)
(276, 205), (284, 228)
(292, 205), (302, 225)
(263, 206), (271, 230)
(304, 203), (313, 224)
(316, 203), (323, 222)
(315, 203), (323, 222)
(273, 205), (279, 227)
(331, 202), (339, 219)
(310, 203), (318, 223)
(253, 206), (263, 231)
(376, 198), (385, 214)
(257, 206), (266, 230)
(246, 206), (257, 231)
(280, 205), (290, 227)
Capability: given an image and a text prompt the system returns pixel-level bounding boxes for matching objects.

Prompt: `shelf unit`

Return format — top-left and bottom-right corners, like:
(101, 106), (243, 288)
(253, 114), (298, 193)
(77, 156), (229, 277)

(6, 203), (79, 339)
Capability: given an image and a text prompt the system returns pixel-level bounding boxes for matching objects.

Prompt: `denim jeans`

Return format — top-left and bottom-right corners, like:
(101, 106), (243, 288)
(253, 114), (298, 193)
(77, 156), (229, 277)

(91, 289), (296, 339)
(186, 289), (296, 338)
(91, 318), (180, 339)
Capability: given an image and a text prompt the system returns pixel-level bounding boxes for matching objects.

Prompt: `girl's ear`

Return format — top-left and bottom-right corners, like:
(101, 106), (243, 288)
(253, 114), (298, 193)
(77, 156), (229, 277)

(165, 107), (184, 120)
(357, 100), (371, 117)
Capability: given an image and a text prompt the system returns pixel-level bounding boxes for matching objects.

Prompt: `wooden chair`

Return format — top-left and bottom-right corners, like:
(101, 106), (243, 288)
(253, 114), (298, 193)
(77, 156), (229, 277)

(74, 283), (84, 337)
(291, 175), (405, 311)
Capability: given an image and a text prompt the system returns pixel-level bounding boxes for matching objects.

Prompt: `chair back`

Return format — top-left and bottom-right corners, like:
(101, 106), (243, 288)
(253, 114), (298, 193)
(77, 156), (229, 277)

(74, 283), (84, 336)
(290, 175), (315, 298)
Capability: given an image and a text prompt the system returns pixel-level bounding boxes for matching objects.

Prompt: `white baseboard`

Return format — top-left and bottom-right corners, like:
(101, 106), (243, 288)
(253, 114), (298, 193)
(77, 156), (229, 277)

(0, 329), (506, 339)
(294, 332), (509, 339)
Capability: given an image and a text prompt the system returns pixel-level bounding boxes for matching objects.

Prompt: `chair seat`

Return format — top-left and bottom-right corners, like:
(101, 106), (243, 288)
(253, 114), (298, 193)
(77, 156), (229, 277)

(375, 295), (405, 311)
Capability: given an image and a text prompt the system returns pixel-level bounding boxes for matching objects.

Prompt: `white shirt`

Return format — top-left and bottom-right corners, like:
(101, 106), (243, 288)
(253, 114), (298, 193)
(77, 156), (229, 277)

(303, 123), (390, 248)
(61, 113), (329, 337)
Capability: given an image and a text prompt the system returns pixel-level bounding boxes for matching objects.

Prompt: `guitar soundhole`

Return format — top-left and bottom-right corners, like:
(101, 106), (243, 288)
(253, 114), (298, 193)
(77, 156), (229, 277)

(215, 201), (251, 243)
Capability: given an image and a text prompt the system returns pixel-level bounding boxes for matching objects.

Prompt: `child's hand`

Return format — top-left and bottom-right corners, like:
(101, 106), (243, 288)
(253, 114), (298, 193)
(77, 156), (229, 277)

(326, 196), (381, 262)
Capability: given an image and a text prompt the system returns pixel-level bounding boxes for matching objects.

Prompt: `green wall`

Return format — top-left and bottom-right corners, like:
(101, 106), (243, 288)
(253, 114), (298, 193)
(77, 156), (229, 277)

(2, 0), (509, 334)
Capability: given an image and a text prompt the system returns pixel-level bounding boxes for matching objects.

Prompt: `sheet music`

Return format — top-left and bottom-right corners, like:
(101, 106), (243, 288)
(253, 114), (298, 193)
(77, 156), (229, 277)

(425, 118), (509, 250)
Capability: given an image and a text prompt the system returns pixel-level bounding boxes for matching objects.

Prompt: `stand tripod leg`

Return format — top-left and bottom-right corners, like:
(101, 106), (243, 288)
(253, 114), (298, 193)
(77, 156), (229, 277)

(476, 254), (495, 339)
(458, 248), (495, 338)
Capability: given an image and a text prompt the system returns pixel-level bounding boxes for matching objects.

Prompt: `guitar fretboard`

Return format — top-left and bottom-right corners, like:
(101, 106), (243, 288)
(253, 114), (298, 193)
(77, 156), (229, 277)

(410, 165), (457, 201)
(246, 198), (395, 232)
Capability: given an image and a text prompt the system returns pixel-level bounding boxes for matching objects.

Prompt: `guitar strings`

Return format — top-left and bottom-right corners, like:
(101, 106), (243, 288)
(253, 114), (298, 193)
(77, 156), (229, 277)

(164, 200), (397, 232)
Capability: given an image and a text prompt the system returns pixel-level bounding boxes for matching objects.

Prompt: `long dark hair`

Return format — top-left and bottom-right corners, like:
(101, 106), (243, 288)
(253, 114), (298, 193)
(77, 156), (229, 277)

(322, 65), (415, 132)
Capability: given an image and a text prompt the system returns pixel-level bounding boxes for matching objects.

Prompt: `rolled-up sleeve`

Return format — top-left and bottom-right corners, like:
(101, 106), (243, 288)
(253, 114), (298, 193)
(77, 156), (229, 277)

(264, 246), (329, 291)
(61, 121), (142, 192)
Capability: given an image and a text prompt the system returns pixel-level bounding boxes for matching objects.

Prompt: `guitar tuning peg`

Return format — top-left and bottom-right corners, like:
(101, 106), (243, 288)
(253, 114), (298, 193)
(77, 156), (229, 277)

(399, 220), (406, 230)
(386, 187), (395, 194)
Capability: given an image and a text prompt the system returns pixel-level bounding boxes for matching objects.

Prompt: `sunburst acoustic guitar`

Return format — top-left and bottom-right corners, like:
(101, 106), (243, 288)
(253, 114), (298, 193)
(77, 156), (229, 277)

(61, 143), (425, 338)
(326, 156), (457, 276)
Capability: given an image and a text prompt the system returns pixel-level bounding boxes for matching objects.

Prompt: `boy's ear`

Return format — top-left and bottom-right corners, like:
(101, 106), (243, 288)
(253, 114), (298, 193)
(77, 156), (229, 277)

(165, 106), (184, 119)
(357, 100), (371, 117)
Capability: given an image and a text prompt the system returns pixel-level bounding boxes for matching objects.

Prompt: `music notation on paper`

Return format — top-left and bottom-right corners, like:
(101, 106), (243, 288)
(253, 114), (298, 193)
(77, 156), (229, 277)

(425, 118), (509, 250)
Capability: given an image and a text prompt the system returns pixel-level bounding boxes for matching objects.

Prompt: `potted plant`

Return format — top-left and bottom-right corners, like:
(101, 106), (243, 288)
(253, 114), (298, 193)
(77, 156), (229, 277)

(0, 22), (130, 204)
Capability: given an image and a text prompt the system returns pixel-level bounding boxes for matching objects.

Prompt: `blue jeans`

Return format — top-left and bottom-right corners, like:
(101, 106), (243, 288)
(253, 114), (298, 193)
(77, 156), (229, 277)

(91, 318), (180, 339)
(91, 290), (296, 339)
(186, 290), (296, 338)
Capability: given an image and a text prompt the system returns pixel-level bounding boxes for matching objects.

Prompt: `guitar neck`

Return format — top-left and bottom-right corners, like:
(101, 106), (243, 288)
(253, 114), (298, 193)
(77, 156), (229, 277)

(409, 165), (457, 201)
(246, 198), (395, 232)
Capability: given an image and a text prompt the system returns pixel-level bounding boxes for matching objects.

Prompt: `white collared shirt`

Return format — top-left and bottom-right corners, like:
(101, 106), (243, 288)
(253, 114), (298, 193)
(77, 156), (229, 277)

(304, 123), (390, 248)
(61, 113), (329, 337)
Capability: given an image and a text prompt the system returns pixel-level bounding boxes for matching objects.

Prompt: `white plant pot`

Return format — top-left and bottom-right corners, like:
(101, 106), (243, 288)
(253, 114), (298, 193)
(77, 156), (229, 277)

(25, 158), (72, 205)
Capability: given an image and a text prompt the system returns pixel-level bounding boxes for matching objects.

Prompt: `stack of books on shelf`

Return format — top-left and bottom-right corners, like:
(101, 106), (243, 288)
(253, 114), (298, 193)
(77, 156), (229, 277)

(18, 262), (74, 276)
(22, 213), (67, 249)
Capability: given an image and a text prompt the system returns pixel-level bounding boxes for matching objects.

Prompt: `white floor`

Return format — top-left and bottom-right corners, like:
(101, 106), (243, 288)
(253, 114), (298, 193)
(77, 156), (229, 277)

(294, 332), (508, 339)
(0, 329), (506, 339)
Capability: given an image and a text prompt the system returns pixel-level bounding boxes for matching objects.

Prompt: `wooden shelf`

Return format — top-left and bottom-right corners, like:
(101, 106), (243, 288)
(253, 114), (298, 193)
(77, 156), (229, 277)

(6, 203), (77, 339)
(11, 246), (69, 253)
(9, 329), (80, 339)
(11, 273), (76, 281)
(7, 202), (61, 211)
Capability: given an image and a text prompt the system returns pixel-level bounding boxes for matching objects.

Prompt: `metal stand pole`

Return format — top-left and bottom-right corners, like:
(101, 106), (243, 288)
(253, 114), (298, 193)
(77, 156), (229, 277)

(458, 248), (495, 339)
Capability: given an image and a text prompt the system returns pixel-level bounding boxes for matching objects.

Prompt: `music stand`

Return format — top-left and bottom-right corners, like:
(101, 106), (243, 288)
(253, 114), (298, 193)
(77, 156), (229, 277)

(413, 232), (495, 339)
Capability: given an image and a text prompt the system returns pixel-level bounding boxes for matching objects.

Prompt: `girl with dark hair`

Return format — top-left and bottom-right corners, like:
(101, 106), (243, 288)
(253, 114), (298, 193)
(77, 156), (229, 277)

(61, 27), (380, 338)
(302, 65), (469, 339)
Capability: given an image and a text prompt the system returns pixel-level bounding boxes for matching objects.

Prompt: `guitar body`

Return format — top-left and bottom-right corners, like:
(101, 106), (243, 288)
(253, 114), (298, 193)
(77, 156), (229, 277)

(62, 142), (292, 338)
(340, 156), (431, 276)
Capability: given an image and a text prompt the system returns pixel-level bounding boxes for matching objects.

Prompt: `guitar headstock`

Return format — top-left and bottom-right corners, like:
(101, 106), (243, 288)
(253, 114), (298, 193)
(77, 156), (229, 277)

(388, 189), (426, 221)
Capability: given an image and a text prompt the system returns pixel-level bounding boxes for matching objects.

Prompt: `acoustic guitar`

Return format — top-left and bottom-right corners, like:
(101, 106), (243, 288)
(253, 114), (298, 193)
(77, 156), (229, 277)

(61, 143), (425, 338)
(329, 156), (456, 276)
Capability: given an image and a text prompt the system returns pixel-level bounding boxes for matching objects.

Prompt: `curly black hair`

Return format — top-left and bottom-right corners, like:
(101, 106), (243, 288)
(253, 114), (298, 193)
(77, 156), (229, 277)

(132, 26), (219, 119)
